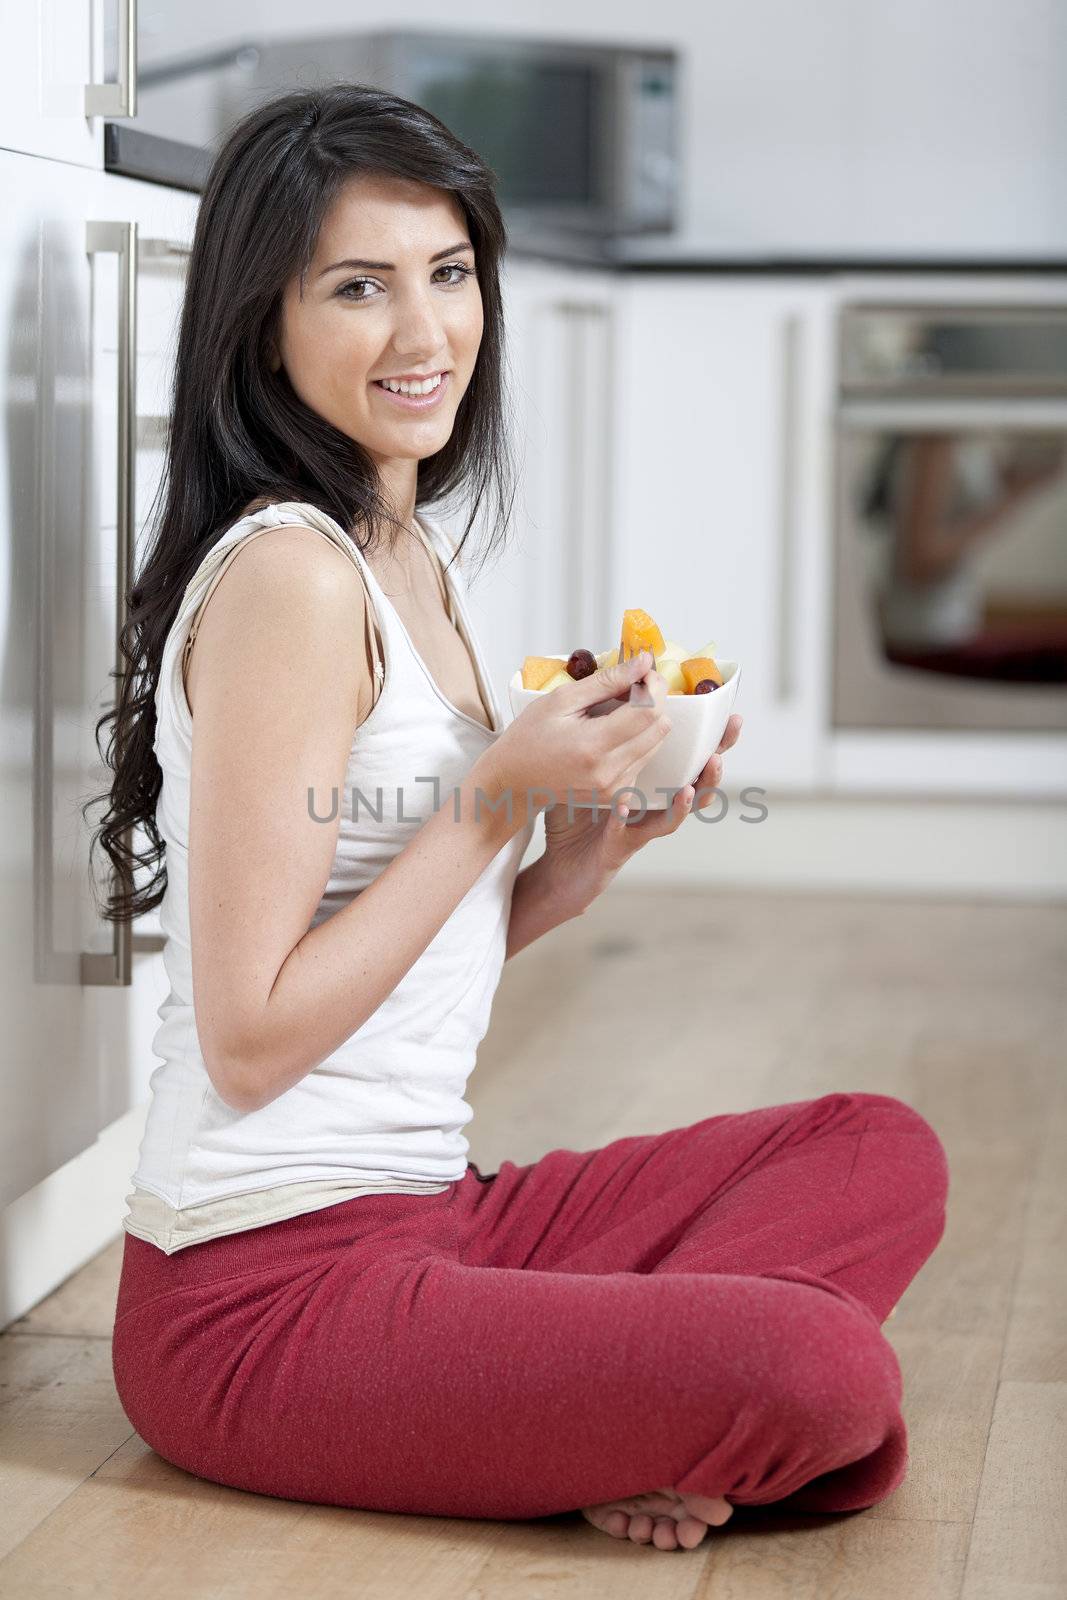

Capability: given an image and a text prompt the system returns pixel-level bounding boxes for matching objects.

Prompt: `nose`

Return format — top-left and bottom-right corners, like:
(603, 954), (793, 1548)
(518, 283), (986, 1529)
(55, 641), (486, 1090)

(386, 284), (450, 368)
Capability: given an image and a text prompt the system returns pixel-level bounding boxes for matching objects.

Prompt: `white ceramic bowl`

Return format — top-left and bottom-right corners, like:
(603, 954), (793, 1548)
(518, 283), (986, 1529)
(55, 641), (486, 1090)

(507, 655), (742, 810)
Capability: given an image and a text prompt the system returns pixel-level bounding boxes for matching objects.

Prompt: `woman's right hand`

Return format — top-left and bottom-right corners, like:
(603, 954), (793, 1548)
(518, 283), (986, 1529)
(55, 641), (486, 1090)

(484, 650), (673, 814)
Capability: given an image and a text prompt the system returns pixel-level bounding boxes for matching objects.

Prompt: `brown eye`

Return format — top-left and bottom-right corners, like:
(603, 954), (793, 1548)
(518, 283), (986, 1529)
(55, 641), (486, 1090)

(337, 264), (475, 303)
(337, 278), (375, 301)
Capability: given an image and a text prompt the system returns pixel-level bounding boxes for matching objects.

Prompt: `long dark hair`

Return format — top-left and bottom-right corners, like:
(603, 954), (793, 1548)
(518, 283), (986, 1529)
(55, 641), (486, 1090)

(82, 82), (517, 926)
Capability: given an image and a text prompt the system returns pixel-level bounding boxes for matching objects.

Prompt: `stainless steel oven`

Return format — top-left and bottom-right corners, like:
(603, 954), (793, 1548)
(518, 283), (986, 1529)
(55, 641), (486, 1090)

(833, 304), (1067, 735)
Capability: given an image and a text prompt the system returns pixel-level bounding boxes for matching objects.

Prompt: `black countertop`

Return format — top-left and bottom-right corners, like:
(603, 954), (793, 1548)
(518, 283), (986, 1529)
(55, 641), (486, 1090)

(104, 123), (1067, 276)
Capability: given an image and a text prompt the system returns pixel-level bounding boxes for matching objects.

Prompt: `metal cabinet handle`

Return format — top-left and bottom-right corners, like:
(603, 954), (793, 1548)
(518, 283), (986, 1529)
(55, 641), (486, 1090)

(85, 0), (138, 117)
(81, 220), (138, 987)
(139, 237), (192, 262)
(775, 311), (800, 704)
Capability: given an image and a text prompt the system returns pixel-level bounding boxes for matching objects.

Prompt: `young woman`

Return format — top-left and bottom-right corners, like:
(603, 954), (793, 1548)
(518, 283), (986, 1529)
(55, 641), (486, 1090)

(95, 85), (949, 1552)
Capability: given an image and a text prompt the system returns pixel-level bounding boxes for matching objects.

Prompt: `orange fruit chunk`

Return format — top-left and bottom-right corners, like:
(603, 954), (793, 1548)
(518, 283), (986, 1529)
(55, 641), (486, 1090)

(680, 656), (723, 693)
(522, 655), (566, 691)
(620, 609), (666, 662)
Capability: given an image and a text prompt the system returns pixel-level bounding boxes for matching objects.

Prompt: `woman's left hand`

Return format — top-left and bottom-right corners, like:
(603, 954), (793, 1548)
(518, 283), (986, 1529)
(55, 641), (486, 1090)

(541, 712), (743, 914)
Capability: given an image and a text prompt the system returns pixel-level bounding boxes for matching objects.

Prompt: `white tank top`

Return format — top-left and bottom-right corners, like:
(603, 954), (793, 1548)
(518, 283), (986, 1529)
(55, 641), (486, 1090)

(123, 500), (535, 1254)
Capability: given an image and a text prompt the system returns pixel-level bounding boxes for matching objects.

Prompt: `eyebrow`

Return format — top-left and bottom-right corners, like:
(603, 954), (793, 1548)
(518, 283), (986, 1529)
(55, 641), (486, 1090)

(317, 240), (474, 279)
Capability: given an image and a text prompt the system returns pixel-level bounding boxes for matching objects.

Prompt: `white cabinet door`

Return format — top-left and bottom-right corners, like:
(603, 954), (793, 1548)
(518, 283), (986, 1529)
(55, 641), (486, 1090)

(1, 148), (108, 1205)
(0, 0), (132, 168)
(90, 169), (198, 1121)
(0, 149), (197, 1207)
(611, 276), (836, 793)
(456, 259), (618, 731)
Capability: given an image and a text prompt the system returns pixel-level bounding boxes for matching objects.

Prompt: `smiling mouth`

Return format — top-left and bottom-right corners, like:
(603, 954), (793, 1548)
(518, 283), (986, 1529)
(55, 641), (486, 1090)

(371, 370), (451, 408)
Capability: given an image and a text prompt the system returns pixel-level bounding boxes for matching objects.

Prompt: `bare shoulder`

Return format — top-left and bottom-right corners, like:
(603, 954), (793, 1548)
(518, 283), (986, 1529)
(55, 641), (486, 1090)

(224, 519), (364, 588)
(184, 521), (370, 721)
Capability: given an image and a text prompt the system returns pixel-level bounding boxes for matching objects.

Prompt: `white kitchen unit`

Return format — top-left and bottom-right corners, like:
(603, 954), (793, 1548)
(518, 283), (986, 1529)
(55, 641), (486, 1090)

(466, 263), (837, 796)
(0, 145), (196, 1223)
(0, 0), (135, 168)
(459, 258), (618, 732)
(610, 275), (837, 793)
(478, 259), (1067, 805)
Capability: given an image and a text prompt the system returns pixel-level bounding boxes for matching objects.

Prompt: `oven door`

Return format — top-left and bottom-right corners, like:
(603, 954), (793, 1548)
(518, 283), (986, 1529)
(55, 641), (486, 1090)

(833, 310), (1067, 737)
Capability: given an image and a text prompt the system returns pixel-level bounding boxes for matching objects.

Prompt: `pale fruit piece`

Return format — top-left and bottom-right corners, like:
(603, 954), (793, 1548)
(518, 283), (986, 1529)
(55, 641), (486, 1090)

(522, 654), (567, 690)
(596, 647), (619, 668)
(541, 668), (573, 691)
(695, 639), (719, 661)
(658, 639), (691, 662)
(654, 656), (686, 693)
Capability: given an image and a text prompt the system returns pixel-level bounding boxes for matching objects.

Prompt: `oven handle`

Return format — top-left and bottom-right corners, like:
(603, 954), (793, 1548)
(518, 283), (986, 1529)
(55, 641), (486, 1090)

(838, 399), (1067, 433)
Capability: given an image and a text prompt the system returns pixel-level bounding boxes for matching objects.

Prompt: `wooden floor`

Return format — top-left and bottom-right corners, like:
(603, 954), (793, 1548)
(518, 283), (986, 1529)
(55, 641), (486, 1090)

(2, 887), (1065, 1598)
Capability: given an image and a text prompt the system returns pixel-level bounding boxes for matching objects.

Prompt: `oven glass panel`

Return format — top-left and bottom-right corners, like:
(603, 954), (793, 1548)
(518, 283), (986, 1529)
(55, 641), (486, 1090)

(859, 429), (1067, 683)
(835, 424), (1067, 731)
(835, 306), (1067, 733)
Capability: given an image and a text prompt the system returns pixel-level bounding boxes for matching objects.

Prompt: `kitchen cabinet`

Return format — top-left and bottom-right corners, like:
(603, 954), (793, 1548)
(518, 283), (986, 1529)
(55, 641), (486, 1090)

(609, 276), (836, 793)
(464, 262), (836, 796)
(1, 146), (197, 1208)
(459, 259), (618, 736)
(0, 0), (127, 169)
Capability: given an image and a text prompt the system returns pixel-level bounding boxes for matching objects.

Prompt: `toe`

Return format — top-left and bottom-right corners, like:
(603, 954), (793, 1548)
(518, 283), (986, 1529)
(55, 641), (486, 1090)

(679, 1492), (733, 1527)
(676, 1515), (710, 1550)
(652, 1517), (680, 1550)
(628, 1513), (654, 1543)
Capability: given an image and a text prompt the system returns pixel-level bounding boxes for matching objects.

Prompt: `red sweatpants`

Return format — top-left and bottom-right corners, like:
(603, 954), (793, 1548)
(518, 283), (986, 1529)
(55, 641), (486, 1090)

(112, 1091), (949, 1522)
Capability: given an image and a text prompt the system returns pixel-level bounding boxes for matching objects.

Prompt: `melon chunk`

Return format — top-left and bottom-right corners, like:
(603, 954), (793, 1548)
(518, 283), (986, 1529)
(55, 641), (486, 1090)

(654, 656), (686, 693)
(680, 656), (723, 693)
(620, 609), (666, 663)
(658, 639), (691, 663)
(522, 655), (566, 691)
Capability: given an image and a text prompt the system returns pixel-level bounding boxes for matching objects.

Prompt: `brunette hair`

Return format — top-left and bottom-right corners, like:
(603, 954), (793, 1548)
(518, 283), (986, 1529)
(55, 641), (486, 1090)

(82, 82), (517, 925)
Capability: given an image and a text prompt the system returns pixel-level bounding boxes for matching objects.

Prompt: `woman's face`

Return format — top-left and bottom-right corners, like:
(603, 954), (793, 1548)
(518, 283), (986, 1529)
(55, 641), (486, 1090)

(272, 172), (483, 499)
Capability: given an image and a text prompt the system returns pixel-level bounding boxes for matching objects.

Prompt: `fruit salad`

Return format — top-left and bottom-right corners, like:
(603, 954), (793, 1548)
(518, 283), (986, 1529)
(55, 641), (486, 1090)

(520, 608), (725, 697)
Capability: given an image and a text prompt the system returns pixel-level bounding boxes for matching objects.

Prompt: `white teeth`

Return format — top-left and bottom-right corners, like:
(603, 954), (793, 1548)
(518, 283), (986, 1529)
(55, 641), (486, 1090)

(380, 373), (443, 396)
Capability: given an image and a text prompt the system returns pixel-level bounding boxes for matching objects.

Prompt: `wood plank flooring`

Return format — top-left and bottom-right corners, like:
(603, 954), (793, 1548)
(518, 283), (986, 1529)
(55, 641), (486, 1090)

(2, 887), (1064, 1598)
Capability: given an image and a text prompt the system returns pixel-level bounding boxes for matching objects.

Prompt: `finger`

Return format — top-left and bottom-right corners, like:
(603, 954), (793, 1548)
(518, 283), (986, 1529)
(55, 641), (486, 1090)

(610, 705), (673, 784)
(592, 689), (670, 742)
(690, 752), (724, 794)
(619, 783), (693, 835)
(715, 714), (743, 754)
(698, 764), (723, 800)
(572, 649), (656, 711)
(627, 667), (667, 711)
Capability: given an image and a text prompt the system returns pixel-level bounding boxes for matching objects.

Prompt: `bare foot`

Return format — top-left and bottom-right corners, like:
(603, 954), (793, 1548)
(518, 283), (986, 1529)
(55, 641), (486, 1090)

(581, 1486), (733, 1550)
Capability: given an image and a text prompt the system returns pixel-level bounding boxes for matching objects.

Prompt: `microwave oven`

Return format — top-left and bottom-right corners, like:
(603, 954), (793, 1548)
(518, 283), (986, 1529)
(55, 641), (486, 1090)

(199, 29), (681, 241)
